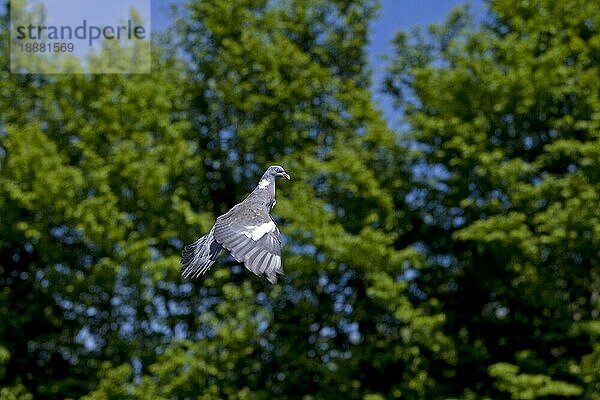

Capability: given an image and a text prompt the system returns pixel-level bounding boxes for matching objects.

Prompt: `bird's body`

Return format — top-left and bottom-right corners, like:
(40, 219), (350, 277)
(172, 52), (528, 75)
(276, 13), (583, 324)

(181, 165), (290, 284)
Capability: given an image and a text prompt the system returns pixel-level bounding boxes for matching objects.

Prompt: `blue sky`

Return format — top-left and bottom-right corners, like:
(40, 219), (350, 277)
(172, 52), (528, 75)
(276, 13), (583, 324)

(369, 0), (485, 125)
(151, 0), (485, 125)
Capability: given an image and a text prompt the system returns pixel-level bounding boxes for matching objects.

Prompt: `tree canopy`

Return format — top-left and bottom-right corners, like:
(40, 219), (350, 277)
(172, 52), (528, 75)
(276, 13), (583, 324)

(1, 0), (598, 399)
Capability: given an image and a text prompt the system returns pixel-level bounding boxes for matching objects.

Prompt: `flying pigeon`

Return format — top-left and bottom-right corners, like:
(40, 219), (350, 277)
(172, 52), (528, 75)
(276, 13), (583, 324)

(181, 165), (291, 284)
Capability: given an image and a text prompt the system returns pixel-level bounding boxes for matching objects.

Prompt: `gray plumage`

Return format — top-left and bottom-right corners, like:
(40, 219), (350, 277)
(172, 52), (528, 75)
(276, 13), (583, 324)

(181, 165), (291, 284)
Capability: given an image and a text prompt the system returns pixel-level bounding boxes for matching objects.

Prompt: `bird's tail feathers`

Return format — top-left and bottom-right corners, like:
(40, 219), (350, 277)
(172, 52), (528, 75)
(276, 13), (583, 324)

(181, 227), (222, 279)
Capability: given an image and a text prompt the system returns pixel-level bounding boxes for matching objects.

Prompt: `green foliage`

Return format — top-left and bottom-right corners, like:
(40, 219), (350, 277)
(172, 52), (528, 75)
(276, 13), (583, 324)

(0, 384), (33, 400)
(386, 0), (600, 397)
(1, 0), (599, 399)
(489, 362), (582, 399)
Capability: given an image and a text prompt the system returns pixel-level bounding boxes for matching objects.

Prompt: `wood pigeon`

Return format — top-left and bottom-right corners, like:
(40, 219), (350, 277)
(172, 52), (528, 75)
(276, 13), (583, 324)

(181, 165), (291, 284)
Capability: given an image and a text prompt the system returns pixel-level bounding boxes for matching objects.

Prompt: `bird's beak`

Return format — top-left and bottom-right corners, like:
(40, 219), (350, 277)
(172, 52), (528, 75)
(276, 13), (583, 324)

(283, 172), (291, 180)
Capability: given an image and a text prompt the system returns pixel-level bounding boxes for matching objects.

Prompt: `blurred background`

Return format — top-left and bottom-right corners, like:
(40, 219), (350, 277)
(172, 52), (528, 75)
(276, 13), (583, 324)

(1, 0), (599, 399)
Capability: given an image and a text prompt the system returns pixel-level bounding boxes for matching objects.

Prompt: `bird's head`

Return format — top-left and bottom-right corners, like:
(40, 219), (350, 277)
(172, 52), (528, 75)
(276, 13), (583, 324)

(266, 165), (291, 180)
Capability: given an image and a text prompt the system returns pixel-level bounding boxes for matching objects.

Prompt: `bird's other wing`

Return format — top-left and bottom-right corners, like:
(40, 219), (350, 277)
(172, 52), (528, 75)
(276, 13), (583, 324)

(213, 205), (283, 284)
(181, 227), (222, 279)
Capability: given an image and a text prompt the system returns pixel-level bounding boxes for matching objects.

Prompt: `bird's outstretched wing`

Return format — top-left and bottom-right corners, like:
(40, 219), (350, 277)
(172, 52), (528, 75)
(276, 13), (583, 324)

(213, 205), (283, 284)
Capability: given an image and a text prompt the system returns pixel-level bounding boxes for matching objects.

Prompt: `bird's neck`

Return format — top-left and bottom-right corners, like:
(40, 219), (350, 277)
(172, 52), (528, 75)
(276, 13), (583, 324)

(256, 175), (275, 191)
